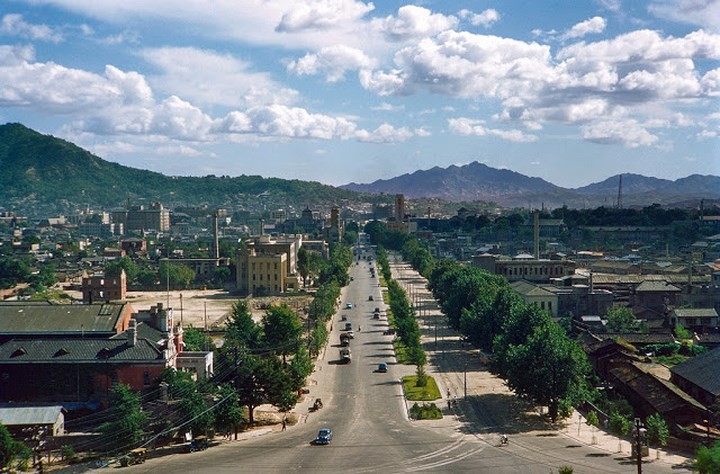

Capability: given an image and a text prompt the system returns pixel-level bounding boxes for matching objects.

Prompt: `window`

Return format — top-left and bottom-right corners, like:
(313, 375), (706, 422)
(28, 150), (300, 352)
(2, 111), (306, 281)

(541, 302), (545, 310)
(548, 302), (552, 311)
(143, 371), (150, 387)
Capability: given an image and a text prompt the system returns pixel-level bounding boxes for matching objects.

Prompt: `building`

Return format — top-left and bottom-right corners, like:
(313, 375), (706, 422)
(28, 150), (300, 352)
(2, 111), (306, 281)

(236, 235), (303, 295)
(113, 202), (170, 232)
(670, 308), (719, 333)
(471, 253), (576, 283)
(0, 405), (65, 437)
(0, 302), (184, 405)
(81, 270), (127, 304)
(670, 348), (720, 407)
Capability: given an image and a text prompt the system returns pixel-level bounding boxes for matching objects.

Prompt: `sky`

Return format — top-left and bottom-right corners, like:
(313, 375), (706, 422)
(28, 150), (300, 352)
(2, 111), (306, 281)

(0, 0), (718, 189)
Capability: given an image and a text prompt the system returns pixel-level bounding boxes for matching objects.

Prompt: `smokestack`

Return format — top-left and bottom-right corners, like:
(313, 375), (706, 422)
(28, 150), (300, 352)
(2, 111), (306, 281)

(533, 210), (540, 260)
(127, 319), (137, 347)
(213, 211), (220, 259)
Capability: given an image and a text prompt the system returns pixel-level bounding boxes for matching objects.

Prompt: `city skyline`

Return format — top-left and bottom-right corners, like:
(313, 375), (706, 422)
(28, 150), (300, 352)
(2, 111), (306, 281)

(0, 0), (718, 188)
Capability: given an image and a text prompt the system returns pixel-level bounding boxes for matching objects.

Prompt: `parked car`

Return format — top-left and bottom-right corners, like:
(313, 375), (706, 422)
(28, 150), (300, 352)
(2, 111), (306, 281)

(377, 362), (388, 373)
(368, 295), (374, 301)
(315, 428), (333, 445)
(345, 303), (353, 309)
(119, 448), (146, 466)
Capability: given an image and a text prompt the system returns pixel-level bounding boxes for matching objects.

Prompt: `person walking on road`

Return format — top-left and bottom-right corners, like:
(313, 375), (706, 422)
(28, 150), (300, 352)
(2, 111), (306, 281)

(281, 416), (287, 431)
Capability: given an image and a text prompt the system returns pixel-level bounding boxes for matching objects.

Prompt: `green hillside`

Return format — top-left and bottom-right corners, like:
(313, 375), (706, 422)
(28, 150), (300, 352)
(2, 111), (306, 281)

(0, 123), (362, 208)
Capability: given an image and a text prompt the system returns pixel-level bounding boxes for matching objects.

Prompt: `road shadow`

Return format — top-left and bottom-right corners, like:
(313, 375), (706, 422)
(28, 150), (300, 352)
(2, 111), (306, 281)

(453, 393), (549, 435)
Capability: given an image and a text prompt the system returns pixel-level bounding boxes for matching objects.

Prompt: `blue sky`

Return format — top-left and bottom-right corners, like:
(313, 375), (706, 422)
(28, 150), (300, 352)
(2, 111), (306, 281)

(0, 0), (718, 188)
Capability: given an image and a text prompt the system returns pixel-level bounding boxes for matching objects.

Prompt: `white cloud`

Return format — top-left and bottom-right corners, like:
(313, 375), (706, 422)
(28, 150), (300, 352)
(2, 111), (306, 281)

(581, 119), (658, 147)
(597, 0), (622, 13)
(287, 44), (376, 82)
(275, 0), (374, 32)
(218, 104), (358, 140)
(374, 5), (457, 41)
(0, 13), (63, 42)
(141, 47), (298, 108)
(155, 144), (210, 157)
(458, 9), (500, 28)
(362, 31), (553, 98)
(649, 0), (720, 32)
(355, 123), (424, 143)
(562, 16), (607, 40)
(370, 102), (404, 111)
(448, 118), (538, 142)
(696, 129), (717, 139)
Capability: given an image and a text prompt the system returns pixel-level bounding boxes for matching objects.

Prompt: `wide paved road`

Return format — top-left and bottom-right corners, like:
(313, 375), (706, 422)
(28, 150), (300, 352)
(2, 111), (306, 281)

(118, 244), (688, 473)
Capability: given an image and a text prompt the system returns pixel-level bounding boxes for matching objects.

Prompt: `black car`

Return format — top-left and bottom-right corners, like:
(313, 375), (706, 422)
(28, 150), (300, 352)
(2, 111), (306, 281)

(377, 362), (388, 373)
(315, 428), (333, 445)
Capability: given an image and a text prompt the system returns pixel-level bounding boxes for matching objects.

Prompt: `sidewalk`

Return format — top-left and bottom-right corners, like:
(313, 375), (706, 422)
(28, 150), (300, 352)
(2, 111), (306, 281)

(388, 258), (694, 469)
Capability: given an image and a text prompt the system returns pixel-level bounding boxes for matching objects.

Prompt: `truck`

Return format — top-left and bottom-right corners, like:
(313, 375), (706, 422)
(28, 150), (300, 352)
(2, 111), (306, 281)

(339, 348), (351, 363)
(339, 333), (350, 346)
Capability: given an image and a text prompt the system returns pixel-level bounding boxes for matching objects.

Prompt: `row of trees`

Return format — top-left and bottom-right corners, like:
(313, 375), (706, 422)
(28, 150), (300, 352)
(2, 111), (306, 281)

(376, 248), (426, 379)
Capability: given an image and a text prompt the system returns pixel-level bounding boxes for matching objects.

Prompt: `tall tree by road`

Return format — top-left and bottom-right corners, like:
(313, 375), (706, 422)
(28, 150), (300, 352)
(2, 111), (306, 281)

(503, 320), (590, 421)
(262, 304), (303, 364)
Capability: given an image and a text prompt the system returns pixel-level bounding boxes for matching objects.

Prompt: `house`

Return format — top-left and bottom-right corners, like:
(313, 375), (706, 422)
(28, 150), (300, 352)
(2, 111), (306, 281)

(81, 270), (127, 304)
(607, 361), (709, 430)
(0, 405), (65, 437)
(670, 308), (719, 333)
(670, 348), (720, 407)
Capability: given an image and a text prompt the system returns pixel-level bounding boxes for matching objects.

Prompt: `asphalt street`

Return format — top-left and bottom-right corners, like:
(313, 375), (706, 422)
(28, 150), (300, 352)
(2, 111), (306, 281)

(110, 244), (693, 473)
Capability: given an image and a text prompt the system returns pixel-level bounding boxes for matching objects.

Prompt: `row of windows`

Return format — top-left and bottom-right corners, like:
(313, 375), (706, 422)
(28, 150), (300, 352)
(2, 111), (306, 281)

(501, 266), (568, 276)
(252, 274), (280, 281)
(251, 262), (280, 270)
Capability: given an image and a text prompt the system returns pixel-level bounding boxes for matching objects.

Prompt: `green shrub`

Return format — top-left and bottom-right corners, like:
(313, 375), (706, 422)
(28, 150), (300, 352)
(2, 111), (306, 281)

(558, 466), (574, 474)
(409, 403), (443, 420)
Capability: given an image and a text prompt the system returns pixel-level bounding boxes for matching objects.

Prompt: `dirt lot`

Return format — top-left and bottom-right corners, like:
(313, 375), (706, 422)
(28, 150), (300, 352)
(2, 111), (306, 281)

(123, 290), (312, 329)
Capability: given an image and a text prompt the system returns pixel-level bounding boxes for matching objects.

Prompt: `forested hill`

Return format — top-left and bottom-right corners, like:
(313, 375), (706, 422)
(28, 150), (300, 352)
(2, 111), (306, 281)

(0, 123), (361, 208)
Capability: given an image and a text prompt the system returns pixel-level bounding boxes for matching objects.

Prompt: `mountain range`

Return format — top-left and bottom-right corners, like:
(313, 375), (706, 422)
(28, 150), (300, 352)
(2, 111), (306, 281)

(341, 162), (720, 208)
(1, 122), (717, 212)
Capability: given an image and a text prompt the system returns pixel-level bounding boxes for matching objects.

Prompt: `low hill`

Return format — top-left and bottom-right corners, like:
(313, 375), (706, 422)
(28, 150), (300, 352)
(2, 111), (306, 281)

(0, 123), (361, 209)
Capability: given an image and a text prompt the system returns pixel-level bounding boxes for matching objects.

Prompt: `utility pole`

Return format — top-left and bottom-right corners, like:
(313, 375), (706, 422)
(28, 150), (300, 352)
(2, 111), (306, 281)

(634, 417), (646, 474)
(464, 363), (468, 400)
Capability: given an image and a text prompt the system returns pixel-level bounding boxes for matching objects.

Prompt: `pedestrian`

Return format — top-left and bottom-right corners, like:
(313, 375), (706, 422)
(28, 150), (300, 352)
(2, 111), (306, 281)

(281, 417), (287, 431)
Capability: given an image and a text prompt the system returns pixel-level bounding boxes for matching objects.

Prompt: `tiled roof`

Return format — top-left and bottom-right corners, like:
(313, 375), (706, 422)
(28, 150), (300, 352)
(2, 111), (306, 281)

(604, 333), (677, 345)
(0, 338), (163, 363)
(110, 321), (164, 342)
(635, 281), (681, 292)
(609, 363), (707, 414)
(0, 303), (130, 335)
(670, 348), (720, 396)
(0, 405), (64, 426)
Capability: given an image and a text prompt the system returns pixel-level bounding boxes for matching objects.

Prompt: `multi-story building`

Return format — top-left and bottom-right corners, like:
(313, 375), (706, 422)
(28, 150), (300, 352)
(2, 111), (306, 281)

(236, 234), (303, 295)
(113, 202), (170, 232)
(81, 270), (127, 304)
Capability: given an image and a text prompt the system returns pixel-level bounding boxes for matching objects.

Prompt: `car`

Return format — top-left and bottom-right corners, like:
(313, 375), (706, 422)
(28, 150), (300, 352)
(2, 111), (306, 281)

(377, 362), (388, 373)
(345, 303), (353, 309)
(368, 295), (374, 301)
(315, 428), (333, 445)
(383, 329), (395, 335)
(346, 330), (354, 339)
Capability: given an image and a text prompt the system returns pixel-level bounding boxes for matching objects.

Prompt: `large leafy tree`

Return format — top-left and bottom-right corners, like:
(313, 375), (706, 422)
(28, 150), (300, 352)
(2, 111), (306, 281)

(159, 261), (195, 289)
(178, 391), (214, 437)
(262, 304), (303, 363)
(0, 422), (21, 470)
(645, 413), (669, 448)
(225, 300), (262, 350)
(100, 384), (147, 449)
(182, 326), (214, 352)
(105, 256), (139, 283)
(503, 320), (590, 421)
(235, 356), (286, 425)
(297, 248), (323, 287)
(605, 306), (641, 333)
(214, 383), (245, 438)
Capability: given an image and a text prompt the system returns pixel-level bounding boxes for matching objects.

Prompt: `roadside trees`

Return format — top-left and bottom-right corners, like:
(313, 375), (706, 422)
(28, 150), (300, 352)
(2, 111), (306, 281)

(262, 304), (303, 364)
(0, 422), (21, 470)
(100, 384), (147, 450)
(503, 320), (590, 422)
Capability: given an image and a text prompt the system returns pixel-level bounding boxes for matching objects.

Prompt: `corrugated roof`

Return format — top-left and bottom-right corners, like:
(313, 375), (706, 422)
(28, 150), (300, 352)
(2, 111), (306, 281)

(0, 337), (163, 363)
(672, 308), (718, 318)
(635, 281), (681, 292)
(0, 406), (63, 425)
(671, 348), (720, 396)
(0, 303), (129, 335)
